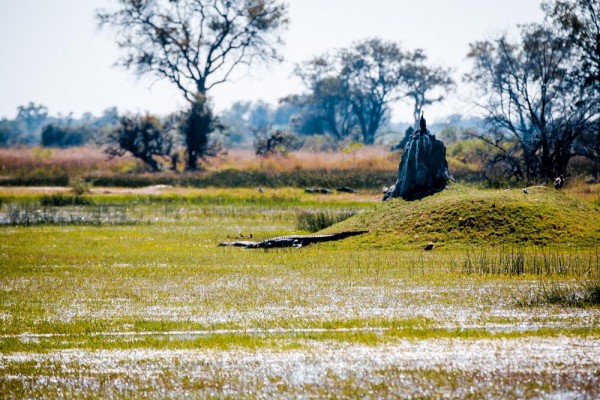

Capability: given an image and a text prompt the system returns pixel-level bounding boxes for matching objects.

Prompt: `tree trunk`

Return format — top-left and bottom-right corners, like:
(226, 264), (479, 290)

(184, 92), (212, 171)
(143, 155), (161, 172)
(186, 148), (198, 171)
(363, 128), (376, 145)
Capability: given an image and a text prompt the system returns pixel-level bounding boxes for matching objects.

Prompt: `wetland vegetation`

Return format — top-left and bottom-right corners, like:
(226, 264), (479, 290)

(2, 0), (600, 396)
(0, 184), (599, 398)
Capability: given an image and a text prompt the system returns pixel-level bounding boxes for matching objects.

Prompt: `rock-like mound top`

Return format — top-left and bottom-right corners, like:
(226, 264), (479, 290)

(384, 113), (451, 201)
(385, 132), (451, 201)
(326, 184), (600, 248)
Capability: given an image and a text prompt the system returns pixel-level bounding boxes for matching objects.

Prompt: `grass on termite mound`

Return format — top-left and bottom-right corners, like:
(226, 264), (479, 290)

(324, 183), (600, 248)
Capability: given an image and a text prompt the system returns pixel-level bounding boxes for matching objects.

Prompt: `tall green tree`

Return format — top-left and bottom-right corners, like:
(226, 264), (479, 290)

(15, 102), (48, 144)
(339, 38), (409, 145)
(294, 55), (355, 140)
(98, 0), (288, 169)
(294, 39), (454, 145)
(402, 51), (455, 127)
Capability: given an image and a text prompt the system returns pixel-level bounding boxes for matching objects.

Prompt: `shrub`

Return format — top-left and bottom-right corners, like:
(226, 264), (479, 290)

(104, 114), (174, 172)
(254, 128), (303, 156)
(69, 177), (91, 196)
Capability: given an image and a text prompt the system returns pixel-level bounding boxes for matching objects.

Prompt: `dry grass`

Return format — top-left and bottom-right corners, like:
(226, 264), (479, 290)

(205, 147), (398, 172)
(0, 146), (399, 189)
(563, 179), (600, 204)
(0, 146), (142, 176)
(0, 147), (398, 175)
(2, 146), (599, 202)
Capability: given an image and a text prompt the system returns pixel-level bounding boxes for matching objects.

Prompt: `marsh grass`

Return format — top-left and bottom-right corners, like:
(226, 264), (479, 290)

(1, 187), (599, 398)
(40, 194), (92, 207)
(0, 188), (370, 226)
(3, 203), (132, 225)
(518, 280), (600, 307)
(2, 337), (599, 399)
(459, 245), (600, 276)
(296, 209), (358, 232)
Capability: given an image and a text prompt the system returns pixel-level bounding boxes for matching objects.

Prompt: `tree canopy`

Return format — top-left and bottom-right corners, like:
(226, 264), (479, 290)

(98, 0), (289, 170)
(466, 18), (598, 181)
(543, 0), (600, 88)
(97, 0), (289, 101)
(294, 39), (454, 145)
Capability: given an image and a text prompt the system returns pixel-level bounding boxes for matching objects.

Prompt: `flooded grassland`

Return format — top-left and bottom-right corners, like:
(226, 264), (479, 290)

(0, 188), (599, 398)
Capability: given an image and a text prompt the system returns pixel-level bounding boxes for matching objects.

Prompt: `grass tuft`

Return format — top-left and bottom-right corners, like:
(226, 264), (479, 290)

(518, 280), (600, 307)
(296, 210), (358, 232)
(68, 176), (91, 195)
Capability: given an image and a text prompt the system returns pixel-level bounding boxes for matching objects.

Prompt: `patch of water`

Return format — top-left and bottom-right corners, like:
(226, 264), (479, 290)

(2, 337), (599, 398)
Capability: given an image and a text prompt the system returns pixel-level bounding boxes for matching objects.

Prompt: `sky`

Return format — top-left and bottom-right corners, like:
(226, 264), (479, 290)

(0, 0), (545, 123)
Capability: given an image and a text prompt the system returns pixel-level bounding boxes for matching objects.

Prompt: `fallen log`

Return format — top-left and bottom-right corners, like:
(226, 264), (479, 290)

(219, 231), (368, 248)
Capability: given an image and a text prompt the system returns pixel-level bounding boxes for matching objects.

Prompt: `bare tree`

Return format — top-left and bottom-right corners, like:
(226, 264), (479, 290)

(543, 0), (600, 88)
(544, 0), (600, 176)
(466, 25), (597, 181)
(98, 0), (288, 169)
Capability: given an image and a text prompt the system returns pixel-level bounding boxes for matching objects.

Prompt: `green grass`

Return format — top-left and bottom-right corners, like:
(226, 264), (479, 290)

(1, 167), (395, 190)
(0, 187), (375, 207)
(0, 187), (372, 226)
(1, 190), (598, 345)
(0, 186), (599, 398)
(326, 183), (600, 248)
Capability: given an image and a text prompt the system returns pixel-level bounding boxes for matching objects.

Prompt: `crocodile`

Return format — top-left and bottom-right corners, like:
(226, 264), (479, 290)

(218, 231), (368, 248)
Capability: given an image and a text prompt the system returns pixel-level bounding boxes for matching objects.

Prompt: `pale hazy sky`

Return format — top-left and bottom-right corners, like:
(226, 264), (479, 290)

(0, 0), (544, 122)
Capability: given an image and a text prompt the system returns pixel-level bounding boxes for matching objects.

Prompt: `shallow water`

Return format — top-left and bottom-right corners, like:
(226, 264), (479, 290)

(2, 337), (599, 398)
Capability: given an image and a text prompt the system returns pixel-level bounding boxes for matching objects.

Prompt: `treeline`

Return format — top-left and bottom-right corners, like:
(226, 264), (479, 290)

(0, 97), (481, 160)
(0, 37), (458, 153)
(2, 0), (598, 185)
(0, 103), (119, 148)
